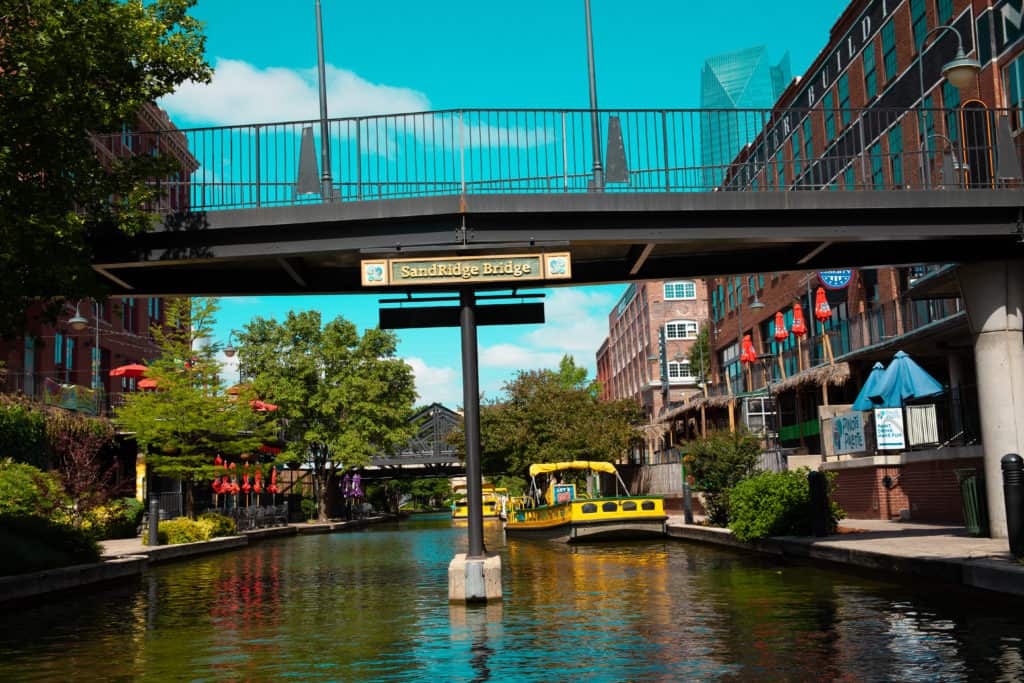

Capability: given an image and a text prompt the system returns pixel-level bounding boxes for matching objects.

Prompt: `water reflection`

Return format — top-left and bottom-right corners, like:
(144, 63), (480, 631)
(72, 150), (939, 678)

(0, 517), (1022, 682)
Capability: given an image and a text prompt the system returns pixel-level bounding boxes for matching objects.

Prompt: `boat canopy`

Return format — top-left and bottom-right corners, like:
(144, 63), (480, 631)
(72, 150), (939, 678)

(528, 461), (617, 477)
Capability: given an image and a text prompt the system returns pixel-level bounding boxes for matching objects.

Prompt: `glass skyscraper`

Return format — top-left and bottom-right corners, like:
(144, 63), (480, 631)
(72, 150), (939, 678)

(701, 46), (790, 187)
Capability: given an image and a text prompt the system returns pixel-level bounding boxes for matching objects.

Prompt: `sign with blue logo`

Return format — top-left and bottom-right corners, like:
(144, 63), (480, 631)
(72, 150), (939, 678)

(818, 270), (855, 290)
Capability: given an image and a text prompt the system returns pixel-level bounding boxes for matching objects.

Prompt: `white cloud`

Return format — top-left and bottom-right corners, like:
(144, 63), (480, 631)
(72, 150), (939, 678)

(480, 344), (563, 369)
(161, 58), (431, 126)
(520, 287), (614, 358)
(405, 357), (461, 407)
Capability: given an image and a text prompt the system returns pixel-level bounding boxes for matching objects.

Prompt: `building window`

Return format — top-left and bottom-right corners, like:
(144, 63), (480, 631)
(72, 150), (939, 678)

(824, 99), (836, 142)
(888, 127), (904, 187)
(667, 361), (695, 383)
(664, 281), (696, 300)
(942, 80), (960, 142)
(665, 320), (698, 340)
(864, 41), (877, 101)
(870, 142), (885, 189)
(802, 117), (813, 162)
(121, 298), (136, 333)
(935, 0), (953, 24)
(882, 20), (898, 82)
(64, 338), (75, 384)
(147, 297), (161, 324)
(911, 0), (927, 53)
(54, 333), (64, 365)
(744, 396), (776, 435)
(791, 134), (801, 178)
(844, 165), (856, 191)
(1005, 53), (1024, 130)
(922, 95), (936, 141)
(837, 73), (851, 126)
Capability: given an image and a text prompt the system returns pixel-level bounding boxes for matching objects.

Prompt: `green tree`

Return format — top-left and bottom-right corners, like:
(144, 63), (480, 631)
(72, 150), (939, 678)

(115, 298), (275, 517)
(683, 429), (761, 526)
(237, 312), (416, 521)
(472, 362), (643, 478)
(0, 0), (211, 336)
(688, 324), (712, 386)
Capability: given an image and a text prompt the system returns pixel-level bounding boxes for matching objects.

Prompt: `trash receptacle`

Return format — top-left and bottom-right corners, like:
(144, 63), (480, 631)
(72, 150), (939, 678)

(955, 468), (989, 537)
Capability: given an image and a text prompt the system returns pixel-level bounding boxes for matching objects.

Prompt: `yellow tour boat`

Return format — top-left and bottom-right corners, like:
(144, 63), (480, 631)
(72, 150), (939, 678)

(451, 484), (509, 522)
(504, 461), (667, 542)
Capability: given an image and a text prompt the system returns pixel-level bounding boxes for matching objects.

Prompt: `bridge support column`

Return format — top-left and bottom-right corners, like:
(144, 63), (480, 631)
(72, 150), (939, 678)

(450, 288), (502, 602)
(958, 261), (1024, 538)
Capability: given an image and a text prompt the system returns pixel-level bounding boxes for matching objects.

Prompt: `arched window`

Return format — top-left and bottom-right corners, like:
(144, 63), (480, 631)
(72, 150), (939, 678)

(664, 281), (696, 300)
(665, 320), (698, 340)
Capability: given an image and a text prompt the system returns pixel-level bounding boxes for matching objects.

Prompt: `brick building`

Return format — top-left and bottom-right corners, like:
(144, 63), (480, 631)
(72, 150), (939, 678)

(596, 279), (710, 462)
(0, 103), (196, 415)
(661, 0), (1024, 524)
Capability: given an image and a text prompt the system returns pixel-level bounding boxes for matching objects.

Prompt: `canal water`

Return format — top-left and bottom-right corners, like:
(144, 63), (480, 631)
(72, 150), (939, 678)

(2, 515), (1023, 682)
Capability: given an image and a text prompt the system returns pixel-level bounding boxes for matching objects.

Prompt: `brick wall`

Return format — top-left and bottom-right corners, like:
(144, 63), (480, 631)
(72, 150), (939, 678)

(831, 456), (982, 523)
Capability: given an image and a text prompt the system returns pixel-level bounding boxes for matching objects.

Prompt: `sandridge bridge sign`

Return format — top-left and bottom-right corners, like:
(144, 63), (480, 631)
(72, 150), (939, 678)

(91, 106), (1024, 298)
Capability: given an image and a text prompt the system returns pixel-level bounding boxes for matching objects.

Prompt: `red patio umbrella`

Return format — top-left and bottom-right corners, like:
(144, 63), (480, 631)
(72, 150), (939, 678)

(773, 312), (788, 342)
(109, 363), (148, 378)
(138, 377), (159, 390)
(250, 400), (279, 412)
(815, 287), (835, 363)
(791, 302), (808, 372)
(740, 335), (757, 363)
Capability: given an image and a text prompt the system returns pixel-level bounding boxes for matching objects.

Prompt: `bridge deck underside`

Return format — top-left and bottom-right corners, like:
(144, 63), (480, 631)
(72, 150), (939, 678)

(93, 191), (1023, 296)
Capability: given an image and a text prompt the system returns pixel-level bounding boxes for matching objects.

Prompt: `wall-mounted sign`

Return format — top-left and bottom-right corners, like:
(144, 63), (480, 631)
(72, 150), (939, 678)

(874, 408), (906, 450)
(361, 252), (571, 287)
(832, 411), (866, 455)
(818, 270), (855, 290)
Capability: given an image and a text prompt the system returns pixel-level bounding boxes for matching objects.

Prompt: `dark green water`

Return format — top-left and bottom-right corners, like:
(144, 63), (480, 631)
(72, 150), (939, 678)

(1, 515), (1023, 682)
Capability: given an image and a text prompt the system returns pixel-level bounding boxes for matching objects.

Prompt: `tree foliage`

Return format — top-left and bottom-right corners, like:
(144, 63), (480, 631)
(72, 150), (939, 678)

(115, 298), (275, 517)
(687, 323), (712, 385)
(237, 311), (416, 521)
(46, 409), (119, 521)
(472, 355), (643, 477)
(683, 429), (761, 526)
(0, 0), (211, 336)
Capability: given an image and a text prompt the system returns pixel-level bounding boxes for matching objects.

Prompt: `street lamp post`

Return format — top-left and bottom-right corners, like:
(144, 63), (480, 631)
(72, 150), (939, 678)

(583, 0), (603, 191)
(734, 280), (766, 392)
(314, 0), (335, 201)
(916, 25), (980, 188)
(68, 299), (101, 391)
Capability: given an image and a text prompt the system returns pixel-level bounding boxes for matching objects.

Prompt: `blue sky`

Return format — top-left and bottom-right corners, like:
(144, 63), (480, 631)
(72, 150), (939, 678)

(160, 0), (848, 406)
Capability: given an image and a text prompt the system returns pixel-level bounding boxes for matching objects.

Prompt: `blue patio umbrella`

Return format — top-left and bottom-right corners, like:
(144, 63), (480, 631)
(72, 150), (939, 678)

(852, 362), (888, 411)
(868, 351), (944, 408)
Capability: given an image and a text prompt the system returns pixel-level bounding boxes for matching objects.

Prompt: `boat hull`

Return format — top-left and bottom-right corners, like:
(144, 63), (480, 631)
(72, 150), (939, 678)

(504, 496), (668, 543)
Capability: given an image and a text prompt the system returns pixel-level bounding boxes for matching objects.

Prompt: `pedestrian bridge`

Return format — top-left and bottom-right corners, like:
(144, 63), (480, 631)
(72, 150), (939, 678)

(91, 107), (1024, 296)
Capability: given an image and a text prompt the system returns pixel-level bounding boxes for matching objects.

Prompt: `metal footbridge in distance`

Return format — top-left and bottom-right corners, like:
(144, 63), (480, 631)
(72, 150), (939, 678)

(91, 106), (1024, 296)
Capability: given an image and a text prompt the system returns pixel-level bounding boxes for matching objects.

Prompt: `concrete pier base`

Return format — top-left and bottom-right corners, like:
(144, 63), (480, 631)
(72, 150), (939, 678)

(958, 260), (1024, 538)
(448, 552), (502, 602)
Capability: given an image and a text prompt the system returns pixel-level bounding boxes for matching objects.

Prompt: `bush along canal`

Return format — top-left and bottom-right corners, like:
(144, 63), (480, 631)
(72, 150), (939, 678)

(1, 514), (1023, 681)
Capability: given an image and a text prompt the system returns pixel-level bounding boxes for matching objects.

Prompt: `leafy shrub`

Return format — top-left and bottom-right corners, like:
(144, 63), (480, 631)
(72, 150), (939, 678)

(728, 469), (845, 542)
(154, 517), (207, 545)
(0, 459), (67, 518)
(82, 498), (145, 540)
(0, 400), (49, 468)
(300, 497), (317, 520)
(197, 512), (236, 538)
(683, 430), (761, 526)
(0, 515), (100, 577)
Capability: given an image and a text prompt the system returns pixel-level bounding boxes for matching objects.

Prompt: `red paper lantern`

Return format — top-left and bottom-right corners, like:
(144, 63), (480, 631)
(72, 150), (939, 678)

(773, 312), (788, 342)
(791, 303), (807, 337)
(214, 455), (223, 466)
(814, 287), (832, 322)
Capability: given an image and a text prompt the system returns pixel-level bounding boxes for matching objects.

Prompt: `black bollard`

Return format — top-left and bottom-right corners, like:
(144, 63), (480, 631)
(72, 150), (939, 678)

(808, 470), (829, 537)
(148, 498), (160, 546)
(1002, 453), (1024, 558)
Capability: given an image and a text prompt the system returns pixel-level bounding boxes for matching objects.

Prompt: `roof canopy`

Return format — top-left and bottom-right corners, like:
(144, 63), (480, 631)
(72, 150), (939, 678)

(529, 461), (617, 477)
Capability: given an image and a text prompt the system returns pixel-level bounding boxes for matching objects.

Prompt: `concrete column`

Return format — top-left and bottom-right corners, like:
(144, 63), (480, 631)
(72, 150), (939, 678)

(957, 261), (1024, 538)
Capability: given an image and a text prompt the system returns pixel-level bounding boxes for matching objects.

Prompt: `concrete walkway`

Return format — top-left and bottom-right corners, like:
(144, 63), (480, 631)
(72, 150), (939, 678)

(666, 516), (1024, 596)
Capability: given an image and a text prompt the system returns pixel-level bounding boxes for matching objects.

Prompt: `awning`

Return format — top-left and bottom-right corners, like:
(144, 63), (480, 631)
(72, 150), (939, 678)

(528, 461), (617, 477)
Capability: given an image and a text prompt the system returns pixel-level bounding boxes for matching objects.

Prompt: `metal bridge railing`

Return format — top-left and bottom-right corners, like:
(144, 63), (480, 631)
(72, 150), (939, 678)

(93, 107), (1024, 213)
